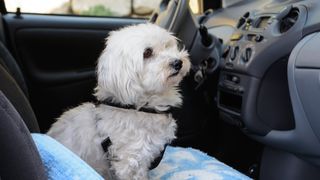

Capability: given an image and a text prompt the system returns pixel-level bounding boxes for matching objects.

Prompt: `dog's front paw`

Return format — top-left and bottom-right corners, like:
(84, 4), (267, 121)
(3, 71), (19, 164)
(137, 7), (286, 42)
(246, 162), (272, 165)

(134, 166), (149, 180)
(111, 158), (148, 180)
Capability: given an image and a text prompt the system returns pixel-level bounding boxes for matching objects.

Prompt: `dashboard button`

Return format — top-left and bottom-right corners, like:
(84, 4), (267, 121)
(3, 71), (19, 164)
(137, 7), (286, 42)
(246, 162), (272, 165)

(226, 62), (234, 68)
(255, 35), (264, 42)
(232, 76), (240, 83)
(238, 87), (244, 94)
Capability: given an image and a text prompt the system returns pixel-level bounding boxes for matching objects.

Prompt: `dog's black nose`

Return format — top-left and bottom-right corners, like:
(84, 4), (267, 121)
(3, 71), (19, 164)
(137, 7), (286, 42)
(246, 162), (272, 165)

(171, 59), (183, 71)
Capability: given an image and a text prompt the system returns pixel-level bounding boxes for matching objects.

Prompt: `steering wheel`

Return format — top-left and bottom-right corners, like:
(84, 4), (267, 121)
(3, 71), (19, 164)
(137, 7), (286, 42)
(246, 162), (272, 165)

(150, 0), (222, 75)
(150, 0), (188, 33)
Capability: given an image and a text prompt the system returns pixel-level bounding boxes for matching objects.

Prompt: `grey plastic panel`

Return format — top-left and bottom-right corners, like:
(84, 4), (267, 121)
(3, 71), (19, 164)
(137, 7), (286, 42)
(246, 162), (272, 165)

(260, 147), (320, 180)
(295, 69), (320, 140)
(208, 26), (235, 44)
(295, 33), (320, 68)
(251, 33), (320, 165)
(292, 32), (320, 142)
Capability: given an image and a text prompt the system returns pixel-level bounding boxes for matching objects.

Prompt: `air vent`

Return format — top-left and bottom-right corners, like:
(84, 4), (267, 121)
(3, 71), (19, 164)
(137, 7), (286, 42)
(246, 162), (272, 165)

(237, 17), (246, 29)
(236, 12), (250, 28)
(279, 8), (299, 33)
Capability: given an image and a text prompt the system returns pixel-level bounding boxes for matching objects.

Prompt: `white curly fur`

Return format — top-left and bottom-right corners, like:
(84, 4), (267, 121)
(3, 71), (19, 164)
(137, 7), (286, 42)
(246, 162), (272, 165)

(47, 23), (190, 180)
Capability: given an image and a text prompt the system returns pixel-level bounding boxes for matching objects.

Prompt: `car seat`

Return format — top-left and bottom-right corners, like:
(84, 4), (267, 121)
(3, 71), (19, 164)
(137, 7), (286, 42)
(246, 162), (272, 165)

(0, 41), (39, 133)
(0, 64), (46, 179)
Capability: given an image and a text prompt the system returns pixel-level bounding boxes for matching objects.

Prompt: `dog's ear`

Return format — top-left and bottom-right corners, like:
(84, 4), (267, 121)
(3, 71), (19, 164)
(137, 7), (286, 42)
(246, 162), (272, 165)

(94, 34), (144, 105)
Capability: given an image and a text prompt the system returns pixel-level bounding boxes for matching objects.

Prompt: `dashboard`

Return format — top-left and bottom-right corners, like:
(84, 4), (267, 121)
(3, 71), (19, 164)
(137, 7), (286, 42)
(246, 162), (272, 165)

(217, 4), (306, 133)
(152, 0), (320, 177)
(206, 0), (320, 166)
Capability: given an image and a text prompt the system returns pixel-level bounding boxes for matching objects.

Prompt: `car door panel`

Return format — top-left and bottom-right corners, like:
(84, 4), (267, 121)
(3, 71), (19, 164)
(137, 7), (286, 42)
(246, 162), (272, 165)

(15, 28), (102, 84)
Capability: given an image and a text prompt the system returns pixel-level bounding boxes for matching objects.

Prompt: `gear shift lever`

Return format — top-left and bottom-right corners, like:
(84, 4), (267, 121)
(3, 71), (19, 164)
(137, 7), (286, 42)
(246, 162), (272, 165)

(199, 24), (213, 47)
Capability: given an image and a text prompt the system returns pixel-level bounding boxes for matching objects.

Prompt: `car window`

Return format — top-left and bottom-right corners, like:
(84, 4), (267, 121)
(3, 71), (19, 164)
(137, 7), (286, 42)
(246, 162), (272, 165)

(189, 0), (203, 14)
(4, 0), (162, 18)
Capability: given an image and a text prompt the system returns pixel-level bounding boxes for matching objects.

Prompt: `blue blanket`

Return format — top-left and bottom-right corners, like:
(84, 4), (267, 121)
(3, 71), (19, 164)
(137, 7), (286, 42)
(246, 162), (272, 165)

(32, 133), (251, 180)
(150, 146), (251, 180)
(32, 134), (103, 180)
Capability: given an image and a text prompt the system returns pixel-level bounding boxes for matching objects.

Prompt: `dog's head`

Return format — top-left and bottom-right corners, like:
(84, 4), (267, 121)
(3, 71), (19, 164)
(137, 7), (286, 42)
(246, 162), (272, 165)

(95, 23), (190, 110)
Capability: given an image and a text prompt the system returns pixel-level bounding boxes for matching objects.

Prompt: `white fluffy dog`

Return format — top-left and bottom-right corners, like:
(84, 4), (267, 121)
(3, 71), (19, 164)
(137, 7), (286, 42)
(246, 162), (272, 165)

(47, 23), (190, 180)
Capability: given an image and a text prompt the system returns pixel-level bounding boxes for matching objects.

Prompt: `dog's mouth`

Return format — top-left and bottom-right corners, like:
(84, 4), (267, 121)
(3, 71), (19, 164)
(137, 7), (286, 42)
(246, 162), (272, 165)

(169, 71), (180, 78)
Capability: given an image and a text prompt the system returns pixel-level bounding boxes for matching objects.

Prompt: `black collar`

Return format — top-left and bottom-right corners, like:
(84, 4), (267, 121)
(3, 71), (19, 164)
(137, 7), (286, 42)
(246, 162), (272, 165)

(98, 99), (171, 114)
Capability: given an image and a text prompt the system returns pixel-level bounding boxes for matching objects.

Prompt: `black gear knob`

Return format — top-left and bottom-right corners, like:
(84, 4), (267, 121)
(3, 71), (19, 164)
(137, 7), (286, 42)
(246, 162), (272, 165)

(199, 24), (213, 47)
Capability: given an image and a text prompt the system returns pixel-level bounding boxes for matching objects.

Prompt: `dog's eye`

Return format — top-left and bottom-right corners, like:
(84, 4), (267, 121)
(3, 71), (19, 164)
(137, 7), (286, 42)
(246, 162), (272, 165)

(143, 48), (153, 59)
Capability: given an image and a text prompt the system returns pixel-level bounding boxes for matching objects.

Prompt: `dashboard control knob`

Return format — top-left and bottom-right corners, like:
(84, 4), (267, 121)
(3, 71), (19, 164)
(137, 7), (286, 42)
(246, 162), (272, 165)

(232, 76), (240, 83)
(245, 18), (253, 30)
(238, 87), (244, 93)
(230, 46), (239, 60)
(242, 48), (252, 62)
(255, 35), (264, 42)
